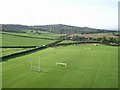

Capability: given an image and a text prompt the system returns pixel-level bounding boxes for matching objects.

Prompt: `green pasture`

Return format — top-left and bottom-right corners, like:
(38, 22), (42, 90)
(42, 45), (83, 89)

(2, 31), (64, 39)
(2, 48), (34, 57)
(59, 40), (79, 44)
(2, 44), (118, 88)
(2, 34), (56, 46)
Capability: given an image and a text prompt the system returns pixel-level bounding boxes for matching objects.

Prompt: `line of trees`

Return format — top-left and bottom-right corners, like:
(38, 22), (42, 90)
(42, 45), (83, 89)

(59, 35), (119, 46)
(97, 37), (119, 46)
(59, 35), (96, 41)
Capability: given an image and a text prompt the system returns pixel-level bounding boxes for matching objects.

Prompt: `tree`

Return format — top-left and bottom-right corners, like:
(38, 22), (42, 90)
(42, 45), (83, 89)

(100, 37), (107, 43)
(108, 37), (115, 43)
(97, 37), (102, 41)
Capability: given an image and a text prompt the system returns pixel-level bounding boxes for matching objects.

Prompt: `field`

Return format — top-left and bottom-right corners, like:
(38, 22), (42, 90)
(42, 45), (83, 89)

(2, 44), (118, 88)
(59, 40), (79, 44)
(70, 33), (118, 39)
(1, 48), (34, 57)
(1, 31), (64, 40)
(1, 31), (118, 88)
(1, 31), (62, 58)
(2, 33), (56, 46)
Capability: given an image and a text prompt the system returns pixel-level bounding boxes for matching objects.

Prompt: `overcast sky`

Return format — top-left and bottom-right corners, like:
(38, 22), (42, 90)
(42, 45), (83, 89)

(0, 0), (119, 30)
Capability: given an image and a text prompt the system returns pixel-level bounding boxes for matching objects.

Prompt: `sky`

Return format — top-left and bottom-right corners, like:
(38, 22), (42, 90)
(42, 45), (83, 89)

(0, 0), (119, 30)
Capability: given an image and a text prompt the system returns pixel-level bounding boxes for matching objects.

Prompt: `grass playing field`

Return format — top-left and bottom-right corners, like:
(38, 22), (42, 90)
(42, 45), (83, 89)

(2, 44), (118, 88)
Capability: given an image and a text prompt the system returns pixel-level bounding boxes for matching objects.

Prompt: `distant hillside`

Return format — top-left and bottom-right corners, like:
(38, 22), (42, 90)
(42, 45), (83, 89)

(30, 24), (116, 34)
(1, 24), (116, 34)
(1, 24), (47, 32)
(1, 24), (29, 31)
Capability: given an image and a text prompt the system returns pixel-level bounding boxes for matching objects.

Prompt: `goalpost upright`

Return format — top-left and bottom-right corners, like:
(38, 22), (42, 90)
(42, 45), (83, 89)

(31, 59), (32, 71)
(31, 57), (41, 72)
(38, 57), (41, 72)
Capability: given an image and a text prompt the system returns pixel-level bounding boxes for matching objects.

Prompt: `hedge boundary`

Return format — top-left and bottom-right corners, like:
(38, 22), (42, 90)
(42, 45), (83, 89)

(1, 40), (118, 62)
(1, 40), (63, 62)
(0, 46), (36, 48)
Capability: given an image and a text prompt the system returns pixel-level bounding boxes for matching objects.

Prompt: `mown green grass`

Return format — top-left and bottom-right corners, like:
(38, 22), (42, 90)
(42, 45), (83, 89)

(2, 44), (118, 88)
(2, 34), (56, 46)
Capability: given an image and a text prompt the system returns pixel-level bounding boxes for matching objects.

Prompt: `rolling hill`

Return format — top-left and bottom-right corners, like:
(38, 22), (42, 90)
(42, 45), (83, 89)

(1, 24), (116, 34)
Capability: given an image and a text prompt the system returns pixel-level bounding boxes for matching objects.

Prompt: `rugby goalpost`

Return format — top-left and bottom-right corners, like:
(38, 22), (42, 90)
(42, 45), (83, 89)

(54, 47), (67, 67)
(31, 57), (41, 72)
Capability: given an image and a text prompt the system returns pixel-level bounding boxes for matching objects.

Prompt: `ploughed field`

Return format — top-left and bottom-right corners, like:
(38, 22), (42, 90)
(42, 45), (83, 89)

(2, 44), (118, 88)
